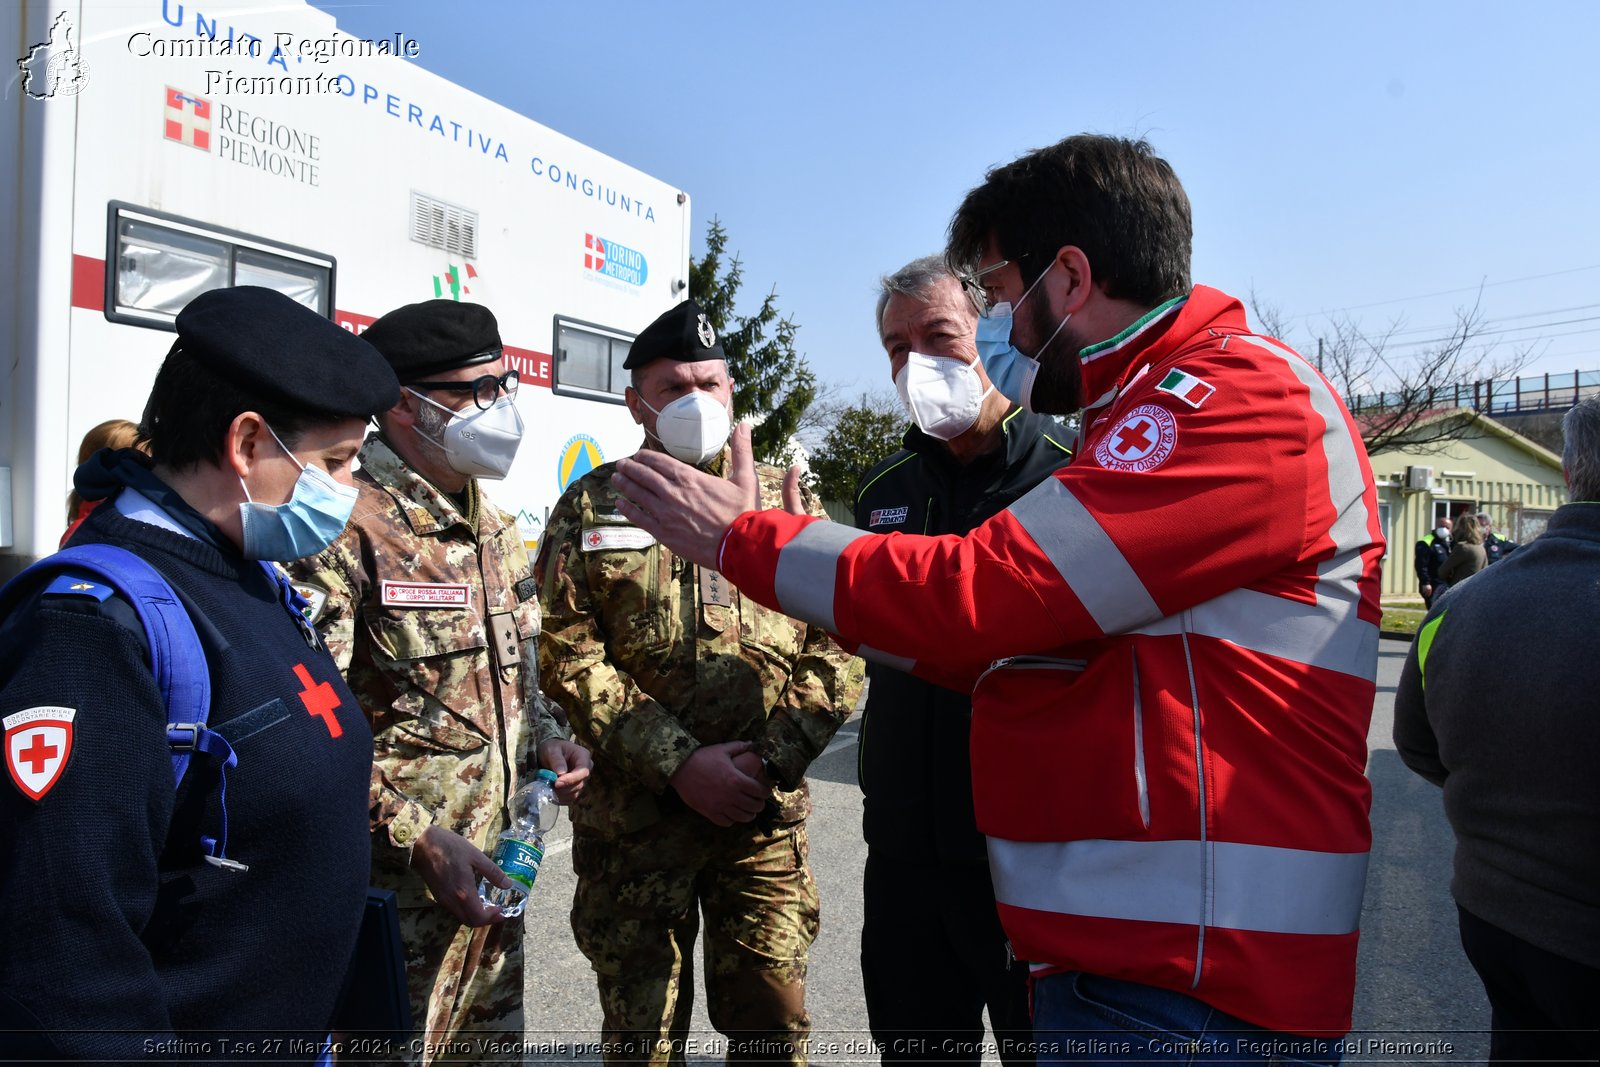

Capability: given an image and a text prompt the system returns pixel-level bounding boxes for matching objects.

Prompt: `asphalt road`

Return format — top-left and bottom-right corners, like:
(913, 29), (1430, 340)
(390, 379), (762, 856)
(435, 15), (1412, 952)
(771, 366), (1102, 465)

(515, 643), (1491, 1064)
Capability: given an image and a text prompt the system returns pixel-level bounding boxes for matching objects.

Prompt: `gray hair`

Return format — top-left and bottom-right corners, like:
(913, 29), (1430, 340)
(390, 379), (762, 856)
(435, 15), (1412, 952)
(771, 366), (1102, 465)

(1562, 395), (1600, 501)
(876, 254), (958, 339)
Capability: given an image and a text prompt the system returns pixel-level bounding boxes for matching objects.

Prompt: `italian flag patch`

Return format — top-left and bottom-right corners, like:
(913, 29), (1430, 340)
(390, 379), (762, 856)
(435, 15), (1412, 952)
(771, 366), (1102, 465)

(1156, 368), (1215, 408)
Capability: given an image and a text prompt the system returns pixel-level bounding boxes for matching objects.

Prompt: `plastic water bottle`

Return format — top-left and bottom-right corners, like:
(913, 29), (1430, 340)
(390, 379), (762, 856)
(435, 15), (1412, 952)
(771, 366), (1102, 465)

(478, 768), (560, 918)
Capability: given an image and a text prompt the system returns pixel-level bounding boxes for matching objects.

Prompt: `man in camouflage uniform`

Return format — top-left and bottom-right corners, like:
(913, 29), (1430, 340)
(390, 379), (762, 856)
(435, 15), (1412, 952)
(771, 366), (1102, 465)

(290, 301), (591, 1063)
(538, 299), (864, 1067)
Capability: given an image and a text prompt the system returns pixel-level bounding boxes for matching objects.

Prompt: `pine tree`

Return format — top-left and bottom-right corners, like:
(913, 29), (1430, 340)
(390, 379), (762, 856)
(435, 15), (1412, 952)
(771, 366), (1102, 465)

(689, 218), (816, 464)
(805, 393), (908, 506)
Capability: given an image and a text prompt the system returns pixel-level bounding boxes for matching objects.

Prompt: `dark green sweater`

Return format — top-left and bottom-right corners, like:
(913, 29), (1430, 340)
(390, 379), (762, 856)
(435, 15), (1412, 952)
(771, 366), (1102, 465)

(1395, 502), (1600, 968)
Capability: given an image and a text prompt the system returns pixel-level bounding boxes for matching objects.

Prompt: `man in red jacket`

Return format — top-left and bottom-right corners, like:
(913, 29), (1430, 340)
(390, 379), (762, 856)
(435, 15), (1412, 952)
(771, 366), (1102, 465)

(609, 135), (1383, 1064)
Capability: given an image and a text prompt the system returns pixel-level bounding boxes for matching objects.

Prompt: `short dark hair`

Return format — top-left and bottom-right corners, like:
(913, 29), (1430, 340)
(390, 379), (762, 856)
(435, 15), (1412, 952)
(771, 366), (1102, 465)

(947, 134), (1192, 305)
(1563, 395), (1600, 501)
(142, 344), (334, 470)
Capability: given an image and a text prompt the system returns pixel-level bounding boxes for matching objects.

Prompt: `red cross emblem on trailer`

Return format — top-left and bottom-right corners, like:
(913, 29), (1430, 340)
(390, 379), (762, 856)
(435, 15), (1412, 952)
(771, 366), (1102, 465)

(164, 86), (212, 151)
(1095, 403), (1178, 473)
(5, 707), (77, 801)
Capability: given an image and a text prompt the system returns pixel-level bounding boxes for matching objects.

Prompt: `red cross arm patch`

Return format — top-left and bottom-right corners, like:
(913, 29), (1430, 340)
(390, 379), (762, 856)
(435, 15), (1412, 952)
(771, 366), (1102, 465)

(1094, 404), (1178, 473)
(5, 707), (77, 801)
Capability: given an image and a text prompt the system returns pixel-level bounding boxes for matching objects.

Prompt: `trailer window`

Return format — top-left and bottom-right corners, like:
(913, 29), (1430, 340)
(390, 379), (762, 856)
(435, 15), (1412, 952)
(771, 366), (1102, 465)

(106, 203), (334, 329)
(554, 319), (633, 403)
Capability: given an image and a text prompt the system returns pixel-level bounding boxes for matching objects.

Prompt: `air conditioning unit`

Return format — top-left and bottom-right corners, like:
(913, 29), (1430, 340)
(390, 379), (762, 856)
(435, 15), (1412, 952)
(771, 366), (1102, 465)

(1404, 466), (1434, 491)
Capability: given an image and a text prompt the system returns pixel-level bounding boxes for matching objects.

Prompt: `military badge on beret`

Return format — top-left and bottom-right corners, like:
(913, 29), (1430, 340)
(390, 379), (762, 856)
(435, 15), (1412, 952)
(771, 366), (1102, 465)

(696, 313), (716, 349)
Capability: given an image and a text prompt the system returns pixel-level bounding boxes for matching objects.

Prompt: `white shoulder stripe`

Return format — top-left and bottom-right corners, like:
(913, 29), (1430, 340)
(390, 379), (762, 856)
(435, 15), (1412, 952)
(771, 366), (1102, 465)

(1007, 478), (1162, 635)
(772, 521), (870, 632)
(990, 837), (1368, 936)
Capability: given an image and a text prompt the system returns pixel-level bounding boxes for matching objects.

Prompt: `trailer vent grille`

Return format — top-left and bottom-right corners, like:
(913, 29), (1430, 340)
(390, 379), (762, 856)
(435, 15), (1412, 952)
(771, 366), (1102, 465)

(410, 193), (478, 258)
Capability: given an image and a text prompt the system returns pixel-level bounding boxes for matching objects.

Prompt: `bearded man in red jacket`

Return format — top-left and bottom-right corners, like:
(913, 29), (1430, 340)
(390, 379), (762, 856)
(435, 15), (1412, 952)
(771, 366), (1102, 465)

(609, 134), (1384, 1065)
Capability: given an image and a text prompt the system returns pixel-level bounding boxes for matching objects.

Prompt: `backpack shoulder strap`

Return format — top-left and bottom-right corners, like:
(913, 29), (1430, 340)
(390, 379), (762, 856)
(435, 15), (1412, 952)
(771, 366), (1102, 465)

(11, 545), (212, 781)
(0, 546), (245, 869)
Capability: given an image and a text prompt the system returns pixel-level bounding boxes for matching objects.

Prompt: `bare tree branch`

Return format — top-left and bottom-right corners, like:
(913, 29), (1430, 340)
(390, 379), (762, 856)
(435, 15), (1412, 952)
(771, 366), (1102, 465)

(1257, 285), (1532, 456)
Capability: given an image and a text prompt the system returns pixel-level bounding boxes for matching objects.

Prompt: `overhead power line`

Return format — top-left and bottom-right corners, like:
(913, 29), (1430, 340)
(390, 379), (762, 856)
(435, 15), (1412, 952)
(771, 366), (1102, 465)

(1285, 263), (1600, 323)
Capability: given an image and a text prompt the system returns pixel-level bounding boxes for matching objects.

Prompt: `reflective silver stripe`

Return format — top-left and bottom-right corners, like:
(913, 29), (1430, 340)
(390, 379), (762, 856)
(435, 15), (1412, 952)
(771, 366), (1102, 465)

(771, 521), (870, 632)
(1008, 479), (1162, 634)
(1245, 335), (1372, 559)
(857, 644), (916, 673)
(1129, 583), (1379, 681)
(1117, 336), (1380, 681)
(989, 837), (1368, 937)
(1239, 335), (1380, 651)
(1131, 651), (1149, 829)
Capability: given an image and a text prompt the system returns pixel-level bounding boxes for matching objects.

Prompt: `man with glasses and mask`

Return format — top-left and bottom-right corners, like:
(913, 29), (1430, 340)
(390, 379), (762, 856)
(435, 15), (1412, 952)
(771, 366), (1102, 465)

(856, 255), (1069, 1067)
(0, 287), (398, 1059)
(606, 136), (1384, 1064)
(289, 299), (591, 1062)
(536, 298), (862, 1066)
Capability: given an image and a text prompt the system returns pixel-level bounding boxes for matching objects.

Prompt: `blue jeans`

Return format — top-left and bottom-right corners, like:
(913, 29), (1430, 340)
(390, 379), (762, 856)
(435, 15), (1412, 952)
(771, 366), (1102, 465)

(1031, 972), (1342, 1065)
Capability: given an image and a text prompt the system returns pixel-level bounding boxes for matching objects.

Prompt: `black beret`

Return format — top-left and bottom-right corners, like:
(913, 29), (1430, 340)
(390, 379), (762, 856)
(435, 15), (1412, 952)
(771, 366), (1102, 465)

(174, 286), (399, 417)
(622, 299), (725, 370)
(359, 300), (503, 380)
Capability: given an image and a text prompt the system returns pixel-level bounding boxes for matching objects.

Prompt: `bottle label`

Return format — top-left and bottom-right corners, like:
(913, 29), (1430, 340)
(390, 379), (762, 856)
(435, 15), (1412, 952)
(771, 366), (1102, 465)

(491, 837), (544, 890)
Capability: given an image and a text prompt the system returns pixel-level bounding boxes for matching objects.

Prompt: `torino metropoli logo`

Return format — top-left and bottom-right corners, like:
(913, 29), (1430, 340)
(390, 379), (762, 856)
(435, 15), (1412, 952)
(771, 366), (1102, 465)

(583, 234), (648, 287)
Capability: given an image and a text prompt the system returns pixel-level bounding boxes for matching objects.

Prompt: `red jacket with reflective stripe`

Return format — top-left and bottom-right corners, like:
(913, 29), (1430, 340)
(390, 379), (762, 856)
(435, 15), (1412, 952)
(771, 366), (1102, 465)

(720, 287), (1383, 1035)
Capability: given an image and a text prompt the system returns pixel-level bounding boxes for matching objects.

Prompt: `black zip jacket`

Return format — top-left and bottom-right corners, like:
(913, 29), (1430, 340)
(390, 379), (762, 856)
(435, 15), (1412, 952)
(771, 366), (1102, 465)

(852, 408), (1072, 862)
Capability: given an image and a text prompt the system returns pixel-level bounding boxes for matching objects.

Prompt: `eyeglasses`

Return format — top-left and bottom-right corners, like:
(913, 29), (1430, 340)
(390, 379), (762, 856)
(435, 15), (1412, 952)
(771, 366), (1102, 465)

(407, 370), (520, 410)
(956, 258), (1019, 316)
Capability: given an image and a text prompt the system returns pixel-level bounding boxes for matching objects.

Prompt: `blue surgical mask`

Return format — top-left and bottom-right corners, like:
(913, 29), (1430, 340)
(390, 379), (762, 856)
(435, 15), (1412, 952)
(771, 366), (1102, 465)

(975, 260), (1072, 412)
(238, 424), (359, 561)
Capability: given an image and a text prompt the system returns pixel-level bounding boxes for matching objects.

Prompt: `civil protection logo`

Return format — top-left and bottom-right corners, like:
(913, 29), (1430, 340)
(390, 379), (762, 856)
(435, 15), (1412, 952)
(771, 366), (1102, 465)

(557, 434), (605, 491)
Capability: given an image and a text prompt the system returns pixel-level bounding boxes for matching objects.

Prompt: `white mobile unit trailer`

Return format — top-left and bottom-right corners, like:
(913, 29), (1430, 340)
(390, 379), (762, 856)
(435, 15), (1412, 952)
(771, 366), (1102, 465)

(2, 0), (691, 577)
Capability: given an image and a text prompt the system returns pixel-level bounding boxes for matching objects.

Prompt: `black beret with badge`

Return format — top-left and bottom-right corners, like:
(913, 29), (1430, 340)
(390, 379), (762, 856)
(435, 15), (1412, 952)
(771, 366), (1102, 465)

(359, 299), (503, 381)
(621, 298), (724, 369)
(174, 286), (400, 417)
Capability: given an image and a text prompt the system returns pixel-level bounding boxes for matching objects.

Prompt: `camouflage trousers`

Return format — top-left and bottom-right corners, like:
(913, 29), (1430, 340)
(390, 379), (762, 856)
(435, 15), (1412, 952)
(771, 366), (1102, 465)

(391, 903), (525, 1065)
(570, 813), (821, 1067)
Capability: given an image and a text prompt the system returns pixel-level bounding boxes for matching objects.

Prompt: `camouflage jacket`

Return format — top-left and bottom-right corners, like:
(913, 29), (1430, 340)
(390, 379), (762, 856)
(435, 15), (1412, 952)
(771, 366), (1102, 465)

(289, 435), (564, 905)
(537, 449), (863, 835)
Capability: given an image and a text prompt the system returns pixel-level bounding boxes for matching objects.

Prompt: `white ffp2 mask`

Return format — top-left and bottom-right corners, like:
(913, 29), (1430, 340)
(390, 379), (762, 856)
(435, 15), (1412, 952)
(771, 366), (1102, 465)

(894, 351), (993, 440)
(640, 391), (732, 466)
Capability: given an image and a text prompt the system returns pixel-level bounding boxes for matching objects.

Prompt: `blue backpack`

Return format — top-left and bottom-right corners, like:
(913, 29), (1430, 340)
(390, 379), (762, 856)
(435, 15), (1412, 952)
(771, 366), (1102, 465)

(3, 544), (400, 1055)
(0, 543), (255, 869)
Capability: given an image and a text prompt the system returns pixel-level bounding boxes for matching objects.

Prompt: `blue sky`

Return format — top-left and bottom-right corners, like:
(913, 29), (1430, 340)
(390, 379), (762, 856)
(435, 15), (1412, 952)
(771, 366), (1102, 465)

(317, 0), (1600, 401)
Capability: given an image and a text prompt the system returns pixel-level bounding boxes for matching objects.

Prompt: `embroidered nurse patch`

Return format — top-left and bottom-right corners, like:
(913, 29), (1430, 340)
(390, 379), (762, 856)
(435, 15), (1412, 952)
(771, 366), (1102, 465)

(1095, 404), (1177, 473)
(292, 582), (329, 624)
(5, 707), (77, 801)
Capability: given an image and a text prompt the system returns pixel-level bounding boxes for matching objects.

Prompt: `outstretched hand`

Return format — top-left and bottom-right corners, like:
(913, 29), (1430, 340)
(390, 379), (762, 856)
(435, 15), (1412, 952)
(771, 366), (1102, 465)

(612, 423), (805, 569)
